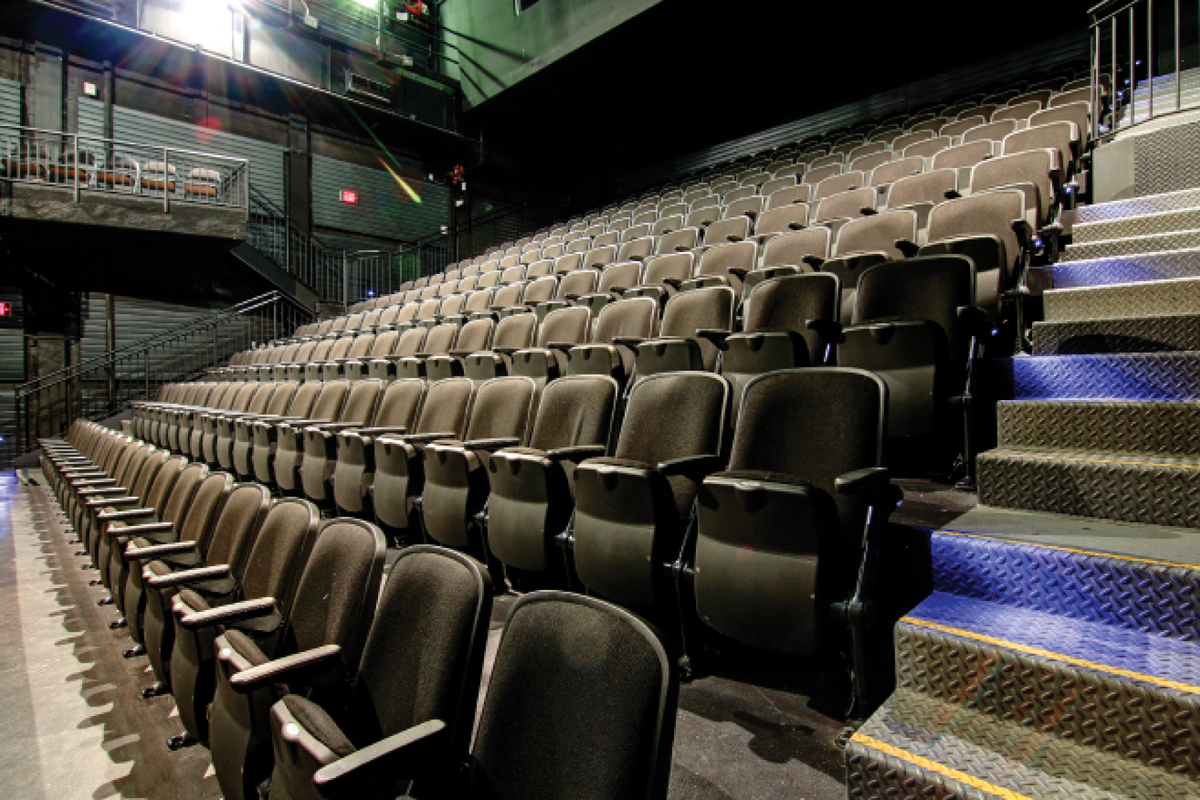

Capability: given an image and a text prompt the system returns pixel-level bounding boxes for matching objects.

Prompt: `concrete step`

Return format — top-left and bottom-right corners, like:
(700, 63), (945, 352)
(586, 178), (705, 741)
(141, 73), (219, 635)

(1061, 230), (1200, 262)
(1078, 188), (1200, 224)
(1073, 208), (1200, 244)
(1044, 277), (1200, 322)
(992, 352), (1200, 401)
(994, 400), (1200, 456)
(1051, 249), (1200, 289)
(1032, 314), (1200, 355)
(977, 447), (1200, 528)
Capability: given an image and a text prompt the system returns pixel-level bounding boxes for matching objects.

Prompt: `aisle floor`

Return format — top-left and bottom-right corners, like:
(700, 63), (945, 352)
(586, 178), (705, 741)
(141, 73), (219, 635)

(0, 469), (849, 800)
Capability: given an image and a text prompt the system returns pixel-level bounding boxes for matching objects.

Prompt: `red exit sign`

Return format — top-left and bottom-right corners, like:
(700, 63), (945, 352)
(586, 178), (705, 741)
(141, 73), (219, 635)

(340, 189), (359, 205)
(0, 301), (11, 317)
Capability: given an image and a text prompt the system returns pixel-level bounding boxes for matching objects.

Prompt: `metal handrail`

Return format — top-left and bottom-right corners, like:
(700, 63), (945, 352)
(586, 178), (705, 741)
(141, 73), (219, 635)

(15, 292), (294, 395)
(12, 290), (314, 457)
(1089, 0), (1195, 140)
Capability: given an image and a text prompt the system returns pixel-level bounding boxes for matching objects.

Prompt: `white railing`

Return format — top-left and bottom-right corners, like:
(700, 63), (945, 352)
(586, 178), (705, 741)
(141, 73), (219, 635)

(0, 123), (249, 212)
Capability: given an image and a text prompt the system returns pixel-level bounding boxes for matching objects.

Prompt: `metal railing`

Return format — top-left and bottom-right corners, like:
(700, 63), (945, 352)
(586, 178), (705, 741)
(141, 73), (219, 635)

(12, 291), (311, 458)
(247, 186), (407, 305)
(1090, 0), (1200, 139)
(0, 123), (249, 212)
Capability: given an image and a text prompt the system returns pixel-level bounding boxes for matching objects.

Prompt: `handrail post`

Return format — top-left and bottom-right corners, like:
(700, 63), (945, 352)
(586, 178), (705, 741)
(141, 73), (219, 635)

(73, 133), (79, 202)
(163, 147), (170, 213)
(144, 348), (149, 397)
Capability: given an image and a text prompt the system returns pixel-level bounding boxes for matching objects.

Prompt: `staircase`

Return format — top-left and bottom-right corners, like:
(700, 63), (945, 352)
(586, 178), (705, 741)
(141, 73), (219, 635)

(844, 129), (1200, 795)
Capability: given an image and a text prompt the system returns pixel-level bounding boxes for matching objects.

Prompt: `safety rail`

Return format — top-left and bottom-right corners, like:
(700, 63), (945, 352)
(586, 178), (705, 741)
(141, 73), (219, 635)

(247, 186), (406, 304)
(1090, 0), (1200, 139)
(0, 123), (249, 212)
(12, 291), (312, 458)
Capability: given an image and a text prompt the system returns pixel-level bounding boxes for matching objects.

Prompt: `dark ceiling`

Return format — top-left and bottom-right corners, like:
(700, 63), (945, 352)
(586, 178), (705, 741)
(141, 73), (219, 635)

(463, 0), (1097, 194)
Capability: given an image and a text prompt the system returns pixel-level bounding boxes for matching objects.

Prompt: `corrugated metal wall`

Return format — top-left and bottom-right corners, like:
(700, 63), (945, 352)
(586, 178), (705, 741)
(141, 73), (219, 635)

(111, 105), (286, 207)
(79, 293), (218, 362)
(312, 154), (447, 240)
(0, 78), (21, 127)
(77, 96), (105, 140)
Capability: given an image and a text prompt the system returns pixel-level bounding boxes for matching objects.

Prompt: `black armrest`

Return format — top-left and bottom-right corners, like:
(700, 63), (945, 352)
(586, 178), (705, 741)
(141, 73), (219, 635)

(728, 267), (749, 280)
(860, 206), (878, 216)
(88, 496), (139, 508)
(73, 477), (116, 486)
(448, 349), (475, 357)
(1012, 218), (1034, 248)
(835, 467), (892, 498)
(148, 563), (232, 590)
(349, 426), (408, 437)
(944, 189), (962, 199)
(401, 431), (457, 444)
(109, 521), (172, 539)
(612, 336), (645, 349)
(662, 278), (683, 290)
(229, 644), (342, 693)
(696, 328), (731, 350)
(181, 597), (278, 630)
(98, 507), (155, 521)
(464, 437), (522, 453)
(126, 540), (196, 561)
(802, 254), (825, 269)
(306, 422), (360, 433)
(894, 238), (920, 258)
(313, 720), (449, 796)
(658, 454), (724, 477)
(491, 346), (520, 356)
(545, 445), (606, 463)
(84, 489), (133, 503)
(806, 319), (845, 344)
(957, 305), (991, 336)
(548, 341), (577, 354)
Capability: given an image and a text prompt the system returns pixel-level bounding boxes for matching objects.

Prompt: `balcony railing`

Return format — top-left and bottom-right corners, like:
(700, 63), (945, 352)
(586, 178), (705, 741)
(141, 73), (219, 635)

(0, 123), (249, 212)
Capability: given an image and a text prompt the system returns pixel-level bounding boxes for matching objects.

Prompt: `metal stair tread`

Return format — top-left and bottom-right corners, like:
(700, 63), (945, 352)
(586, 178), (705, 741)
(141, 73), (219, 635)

(930, 529), (1200, 638)
(1061, 231), (1200, 262)
(1073, 208), (1200, 244)
(981, 446), (1200, 468)
(848, 689), (1200, 800)
(1078, 187), (1200, 223)
(994, 400), (1200, 457)
(995, 352), (1200, 401)
(1031, 314), (1200, 355)
(1050, 249), (1200, 289)
(905, 591), (1200, 691)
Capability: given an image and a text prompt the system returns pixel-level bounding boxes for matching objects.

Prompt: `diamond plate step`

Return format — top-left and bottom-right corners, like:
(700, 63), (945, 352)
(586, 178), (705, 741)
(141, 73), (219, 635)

(1051, 250), (1200, 289)
(992, 353), (1200, 400)
(1074, 209), (1200, 244)
(1032, 314), (1200, 355)
(1061, 230), (1200, 262)
(1044, 278), (1200, 322)
(976, 448), (1200, 527)
(994, 400), (1200, 456)
(1078, 188), (1200, 224)
(849, 668), (1200, 798)
(929, 531), (1200, 639)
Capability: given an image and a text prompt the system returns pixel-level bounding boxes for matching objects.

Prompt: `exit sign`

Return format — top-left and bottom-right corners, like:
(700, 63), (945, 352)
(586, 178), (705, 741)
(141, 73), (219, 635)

(0, 301), (11, 317)
(340, 189), (359, 205)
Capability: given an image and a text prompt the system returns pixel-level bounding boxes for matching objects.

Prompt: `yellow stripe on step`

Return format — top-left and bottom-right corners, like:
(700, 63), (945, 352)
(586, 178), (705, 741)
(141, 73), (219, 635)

(990, 450), (1200, 470)
(849, 732), (1036, 800)
(901, 616), (1200, 695)
(938, 529), (1200, 571)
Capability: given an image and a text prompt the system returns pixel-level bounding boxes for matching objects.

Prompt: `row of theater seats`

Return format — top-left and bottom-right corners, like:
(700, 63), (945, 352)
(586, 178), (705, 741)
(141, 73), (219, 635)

(361, 69), (1090, 326)
(132, 285), (919, 706)
(39, 420), (679, 800)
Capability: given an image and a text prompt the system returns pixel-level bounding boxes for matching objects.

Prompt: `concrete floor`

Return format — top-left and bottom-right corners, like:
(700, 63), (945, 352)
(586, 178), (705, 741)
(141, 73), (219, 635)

(0, 469), (852, 800)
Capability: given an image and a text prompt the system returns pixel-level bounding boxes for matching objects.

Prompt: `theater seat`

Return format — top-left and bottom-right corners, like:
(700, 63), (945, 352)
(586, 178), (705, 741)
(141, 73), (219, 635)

(266, 545), (492, 800)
